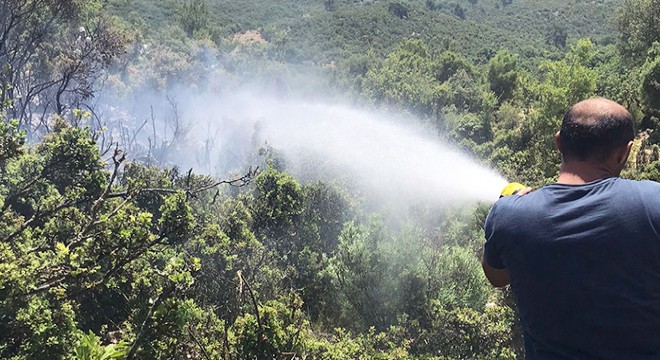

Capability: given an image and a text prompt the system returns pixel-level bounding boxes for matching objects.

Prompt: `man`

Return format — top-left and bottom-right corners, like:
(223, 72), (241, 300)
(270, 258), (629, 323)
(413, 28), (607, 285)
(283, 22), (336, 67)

(482, 98), (660, 359)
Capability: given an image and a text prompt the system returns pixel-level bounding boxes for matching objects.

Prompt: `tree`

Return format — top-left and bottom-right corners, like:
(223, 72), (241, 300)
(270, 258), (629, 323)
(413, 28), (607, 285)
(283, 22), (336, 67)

(0, 121), (271, 358)
(546, 24), (568, 48)
(0, 0), (80, 114)
(452, 3), (466, 20)
(0, 0), (125, 136)
(435, 50), (474, 83)
(388, 2), (410, 19)
(640, 53), (660, 115)
(251, 168), (304, 254)
(488, 50), (520, 103)
(48, 22), (126, 117)
(615, 0), (660, 60)
(408, 297), (516, 359)
(178, 0), (210, 37)
(537, 39), (598, 120)
(425, 0), (439, 10)
(324, 0), (337, 11)
(528, 39), (598, 180)
(331, 221), (395, 331)
(0, 125), (189, 357)
(440, 69), (497, 115)
(444, 110), (492, 150)
(639, 159), (660, 182)
(363, 39), (442, 116)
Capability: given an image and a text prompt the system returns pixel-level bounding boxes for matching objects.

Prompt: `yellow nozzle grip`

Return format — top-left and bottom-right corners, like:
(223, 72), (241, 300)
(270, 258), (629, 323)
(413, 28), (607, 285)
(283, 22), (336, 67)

(500, 182), (527, 197)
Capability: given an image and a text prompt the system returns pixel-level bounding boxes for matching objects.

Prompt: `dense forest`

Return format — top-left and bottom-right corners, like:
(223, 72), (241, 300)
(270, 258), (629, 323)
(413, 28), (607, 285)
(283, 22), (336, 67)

(1, 0), (660, 358)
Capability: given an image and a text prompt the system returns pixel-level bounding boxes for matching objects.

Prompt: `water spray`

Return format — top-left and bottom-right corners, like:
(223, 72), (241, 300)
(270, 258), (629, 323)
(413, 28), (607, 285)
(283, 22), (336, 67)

(125, 92), (510, 207)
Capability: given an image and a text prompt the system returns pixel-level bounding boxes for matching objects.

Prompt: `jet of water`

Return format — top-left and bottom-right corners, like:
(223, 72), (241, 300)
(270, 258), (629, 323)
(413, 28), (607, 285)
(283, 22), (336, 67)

(181, 93), (507, 207)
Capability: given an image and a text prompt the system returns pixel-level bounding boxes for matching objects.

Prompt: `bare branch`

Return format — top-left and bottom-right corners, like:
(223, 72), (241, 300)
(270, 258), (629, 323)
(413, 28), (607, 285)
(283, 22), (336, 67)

(126, 288), (171, 360)
(237, 270), (267, 353)
(104, 167), (259, 201)
(188, 166), (260, 195)
(187, 327), (212, 360)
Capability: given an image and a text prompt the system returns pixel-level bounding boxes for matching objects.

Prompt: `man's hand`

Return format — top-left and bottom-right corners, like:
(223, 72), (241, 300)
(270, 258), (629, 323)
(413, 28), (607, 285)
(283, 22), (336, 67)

(516, 187), (533, 196)
(481, 257), (510, 287)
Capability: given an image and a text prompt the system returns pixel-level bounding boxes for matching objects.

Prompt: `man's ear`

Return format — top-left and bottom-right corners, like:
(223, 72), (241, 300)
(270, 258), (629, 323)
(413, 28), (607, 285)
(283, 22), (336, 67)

(555, 131), (562, 152)
(617, 140), (634, 165)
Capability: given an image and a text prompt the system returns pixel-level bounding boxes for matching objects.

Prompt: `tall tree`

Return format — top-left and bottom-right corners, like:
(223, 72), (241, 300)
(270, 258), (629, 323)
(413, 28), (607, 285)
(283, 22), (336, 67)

(0, 0), (124, 136)
(363, 39), (441, 116)
(488, 50), (520, 103)
(640, 53), (660, 116)
(616, 0), (660, 60)
(546, 24), (568, 48)
(178, 0), (210, 37)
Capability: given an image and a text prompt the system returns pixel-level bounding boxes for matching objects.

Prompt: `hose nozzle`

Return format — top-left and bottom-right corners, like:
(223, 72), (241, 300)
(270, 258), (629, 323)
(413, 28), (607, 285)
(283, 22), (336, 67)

(500, 182), (527, 197)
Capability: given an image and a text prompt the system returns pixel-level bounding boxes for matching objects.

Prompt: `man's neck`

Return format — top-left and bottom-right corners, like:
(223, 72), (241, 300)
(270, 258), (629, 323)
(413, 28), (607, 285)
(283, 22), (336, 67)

(557, 161), (616, 185)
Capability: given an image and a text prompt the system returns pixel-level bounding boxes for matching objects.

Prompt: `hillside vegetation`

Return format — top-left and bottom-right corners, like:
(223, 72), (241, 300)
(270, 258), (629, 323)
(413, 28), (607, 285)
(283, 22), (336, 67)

(108, 0), (621, 66)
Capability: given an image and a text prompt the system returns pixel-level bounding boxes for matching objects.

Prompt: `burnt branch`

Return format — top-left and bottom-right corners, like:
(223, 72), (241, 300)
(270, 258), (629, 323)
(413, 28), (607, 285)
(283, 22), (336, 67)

(106, 166), (259, 201)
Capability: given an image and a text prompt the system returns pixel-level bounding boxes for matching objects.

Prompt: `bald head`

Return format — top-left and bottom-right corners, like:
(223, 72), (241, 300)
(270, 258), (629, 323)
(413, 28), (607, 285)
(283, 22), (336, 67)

(568, 98), (632, 125)
(559, 98), (635, 163)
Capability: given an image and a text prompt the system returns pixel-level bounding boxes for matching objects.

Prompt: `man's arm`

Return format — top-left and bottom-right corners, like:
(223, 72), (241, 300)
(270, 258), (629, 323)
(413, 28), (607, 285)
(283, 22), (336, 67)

(482, 187), (531, 288)
(481, 255), (510, 287)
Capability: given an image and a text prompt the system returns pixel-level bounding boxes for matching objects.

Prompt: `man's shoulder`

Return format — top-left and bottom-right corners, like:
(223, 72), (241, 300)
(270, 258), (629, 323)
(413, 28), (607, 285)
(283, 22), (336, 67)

(533, 177), (660, 197)
(488, 192), (547, 228)
(623, 178), (660, 190)
(610, 178), (660, 199)
(492, 188), (547, 211)
(489, 178), (660, 223)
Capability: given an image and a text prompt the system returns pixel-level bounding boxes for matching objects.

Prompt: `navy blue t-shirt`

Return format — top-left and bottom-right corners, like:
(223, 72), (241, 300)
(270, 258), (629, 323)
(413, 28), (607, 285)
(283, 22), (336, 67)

(484, 177), (660, 359)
